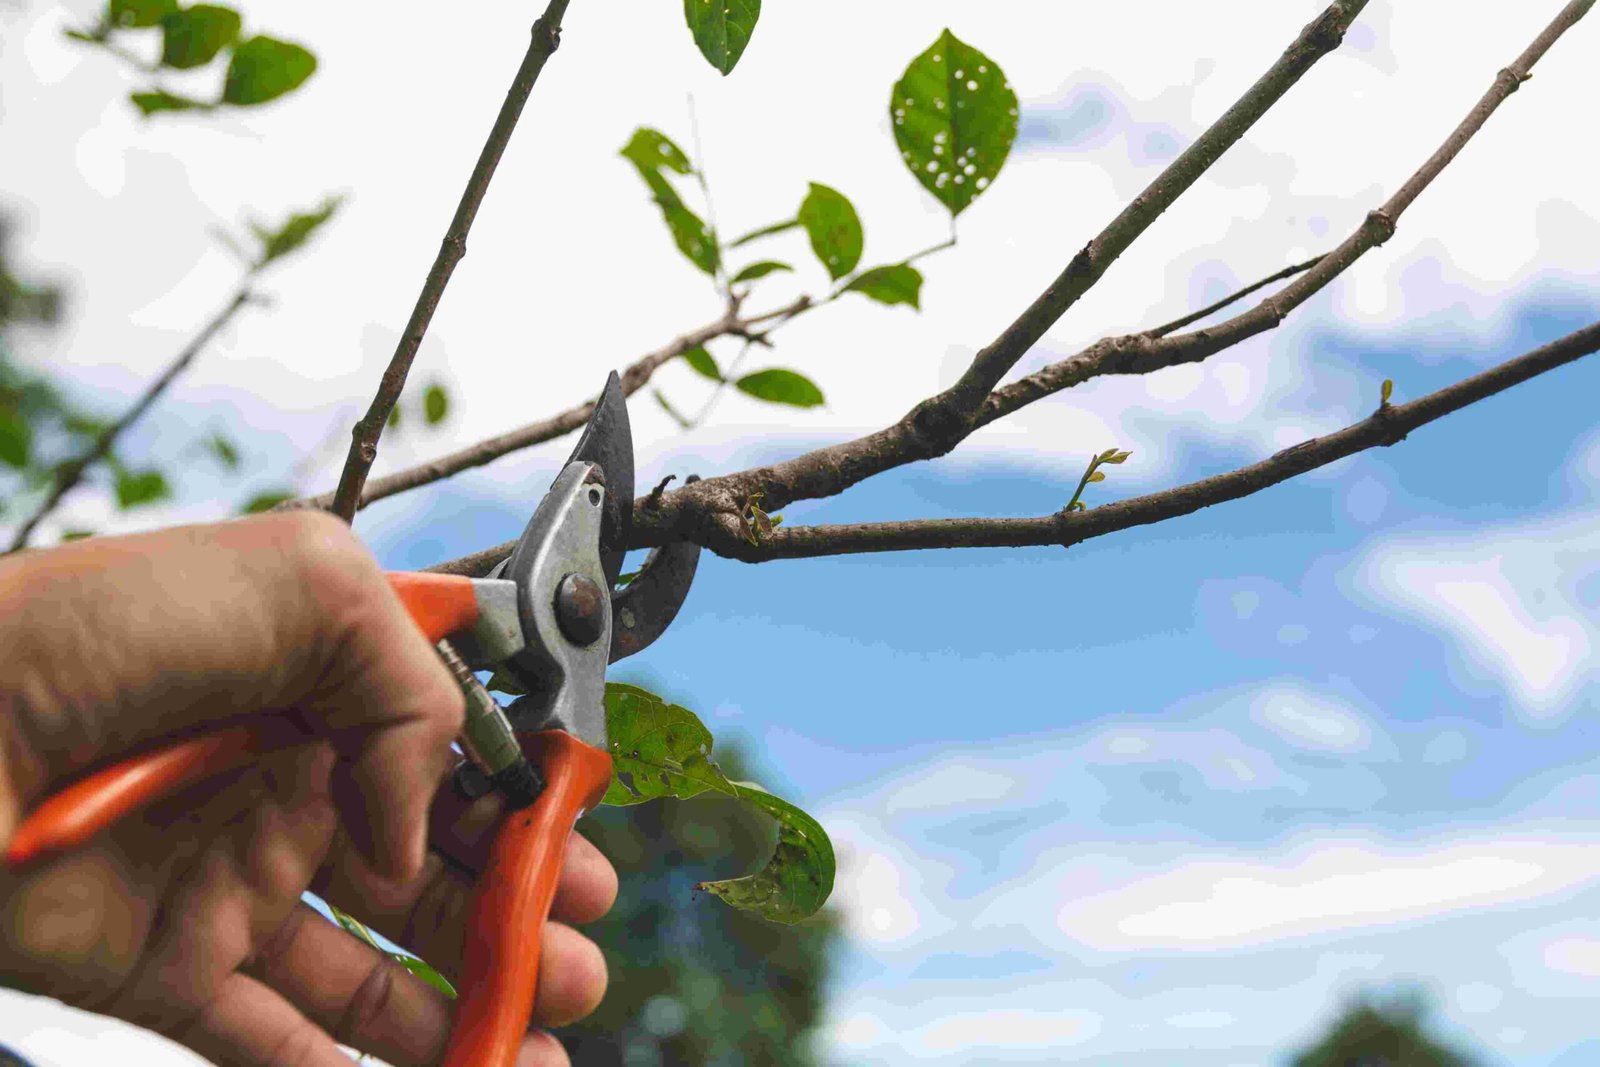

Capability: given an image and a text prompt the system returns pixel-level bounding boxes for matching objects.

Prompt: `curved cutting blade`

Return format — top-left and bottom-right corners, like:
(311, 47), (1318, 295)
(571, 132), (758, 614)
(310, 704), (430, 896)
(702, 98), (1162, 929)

(563, 371), (633, 590)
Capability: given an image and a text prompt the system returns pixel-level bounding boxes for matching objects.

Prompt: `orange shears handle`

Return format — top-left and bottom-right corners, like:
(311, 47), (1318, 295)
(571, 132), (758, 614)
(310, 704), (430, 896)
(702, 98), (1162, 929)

(442, 730), (613, 1067)
(3, 572), (480, 869)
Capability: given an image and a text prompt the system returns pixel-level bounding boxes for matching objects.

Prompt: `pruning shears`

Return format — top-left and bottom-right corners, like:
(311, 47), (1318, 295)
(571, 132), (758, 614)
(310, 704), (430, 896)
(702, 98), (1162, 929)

(3, 372), (701, 1066)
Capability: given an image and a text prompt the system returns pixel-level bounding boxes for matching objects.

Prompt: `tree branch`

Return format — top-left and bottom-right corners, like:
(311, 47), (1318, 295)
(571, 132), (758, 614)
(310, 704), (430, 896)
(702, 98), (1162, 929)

(287, 293), (810, 511)
(1145, 255), (1324, 338)
(920, 0), (1370, 431)
(674, 320), (1600, 560)
(327, 0), (574, 521)
(7, 288), (254, 551)
(433, 320), (1600, 572)
(572, 1), (1368, 545)
(980, 0), (1592, 427)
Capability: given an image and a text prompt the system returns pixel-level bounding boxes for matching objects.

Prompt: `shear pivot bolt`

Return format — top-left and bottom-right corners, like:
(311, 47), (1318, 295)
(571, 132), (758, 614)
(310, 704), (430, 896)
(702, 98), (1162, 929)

(554, 573), (606, 645)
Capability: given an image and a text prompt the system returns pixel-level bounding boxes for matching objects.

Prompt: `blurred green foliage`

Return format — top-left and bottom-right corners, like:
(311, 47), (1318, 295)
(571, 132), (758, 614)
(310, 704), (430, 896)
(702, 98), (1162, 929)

(557, 740), (840, 1065)
(1291, 988), (1480, 1067)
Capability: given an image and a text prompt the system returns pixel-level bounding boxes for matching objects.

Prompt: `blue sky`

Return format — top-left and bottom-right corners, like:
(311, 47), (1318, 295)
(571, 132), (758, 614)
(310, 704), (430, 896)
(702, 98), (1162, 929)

(3, 1), (1599, 1064)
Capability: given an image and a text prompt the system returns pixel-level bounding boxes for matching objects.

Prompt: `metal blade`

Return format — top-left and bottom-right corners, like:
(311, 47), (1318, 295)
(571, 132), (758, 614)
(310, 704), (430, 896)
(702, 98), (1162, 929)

(562, 371), (633, 590)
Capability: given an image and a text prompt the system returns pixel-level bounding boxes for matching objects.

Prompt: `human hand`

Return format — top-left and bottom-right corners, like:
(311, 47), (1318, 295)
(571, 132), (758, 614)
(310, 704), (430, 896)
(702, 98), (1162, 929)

(0, 514), (615, 1065)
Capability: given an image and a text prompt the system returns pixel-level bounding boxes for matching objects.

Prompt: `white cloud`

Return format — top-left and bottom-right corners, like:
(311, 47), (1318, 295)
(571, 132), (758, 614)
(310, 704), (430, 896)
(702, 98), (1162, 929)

(1055, 834), (1600, 952)
(1453, 981), (1504, 1014)
(912, 1008), (1102, 1054)
(1542, 936), (1600, 978)
(882, 762), (1019, 815)
(1164, 1010), (1237, 1030)
(1352, 513), (1600, 720)
(1249, 686), (1374, 753)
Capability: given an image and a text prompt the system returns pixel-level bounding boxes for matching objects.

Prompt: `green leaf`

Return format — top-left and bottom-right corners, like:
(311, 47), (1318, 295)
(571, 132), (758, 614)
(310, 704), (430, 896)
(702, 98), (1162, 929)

(891, 29), (1018, 217)
(396, 954), (457, 999)
(682, 0), (761, 75)
(728, 218), (799, 248)
(110, 0), (178, 28)
(619, 127), (693, 176)
(1087, 470), (1105, 483)
(0, 407), (32, 468)
(735, 368), (824, 408)
(241, 490), (292, 513)
(221, 35), (316, 105)
(1381, 378), (1394, 405)
(207, 432), (240, 469)
(130, 90), (209, 116)
(602, 682), (834, 924)
(696, 783), (833, 925)
(423, 383), (449, 425)
(114, 468), (171, 509)
(797, 183), (862, 281)
(681, 345), (722, 381)
(660, 200), (719, 276)
(386, 404), (401, 430)
(730, 260), (793, 284)
(61, 530), (96, 542)
(328, 904), (382, 951)
(250, 195), (341, 267)
(653, 388), (693, 429)
(159, 5), (240, 69)
(842, 264), (923, 309)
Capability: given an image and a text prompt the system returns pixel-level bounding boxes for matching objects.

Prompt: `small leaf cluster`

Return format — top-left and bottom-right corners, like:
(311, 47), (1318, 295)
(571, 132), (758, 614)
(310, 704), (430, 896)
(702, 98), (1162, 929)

(66, 1), (317, 117)
(735, 491), (783, 547)
(1064, 446), (1132, 513)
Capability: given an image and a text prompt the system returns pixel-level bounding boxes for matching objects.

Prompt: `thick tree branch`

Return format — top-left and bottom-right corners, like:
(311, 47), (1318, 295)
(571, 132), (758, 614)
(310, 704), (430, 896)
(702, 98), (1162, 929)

(980, 0), (1592, 427)
(327, 0), (573, 521)
(921, 0), (1369, 430)
(678, 320), (1600, 560)
(7, 288), (254, 551)
(287, 293), (810, 511)
(432, 320), (1600, 572)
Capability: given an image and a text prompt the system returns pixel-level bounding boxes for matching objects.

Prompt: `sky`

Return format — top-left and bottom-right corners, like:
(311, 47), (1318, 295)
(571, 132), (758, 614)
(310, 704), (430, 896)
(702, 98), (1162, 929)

(3, 0), (1600, 1064)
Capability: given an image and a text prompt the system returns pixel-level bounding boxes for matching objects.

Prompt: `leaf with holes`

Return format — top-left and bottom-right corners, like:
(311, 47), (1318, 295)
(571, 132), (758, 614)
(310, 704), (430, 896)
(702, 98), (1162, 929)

(730, 260), (792, 285)
(620, 126), (693, 175)
(424, 383), (449, 425)
(891, 29), (1017, 217)
(114, 469), (171, 509)
(158, 4), (240, 69)
(222, 35), (316, 105)
(602, 683), (834, 924)
(842, 264), (923, 309)
(681, 346), (722, 381)
(625, 150), (719, 276)
(735, 368), (823, 408)
(797, 183), (862, 281)
(696, 782), (834, 925)
(683, 0), (760, 75)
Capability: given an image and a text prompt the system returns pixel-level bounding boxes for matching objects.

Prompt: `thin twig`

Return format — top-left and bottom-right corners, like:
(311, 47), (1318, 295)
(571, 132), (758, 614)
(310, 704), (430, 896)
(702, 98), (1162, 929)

(1145, 254), (1324, 338)
(286, 294), (812, 511)
(7, 289), (254, 551)
(327, 0), (574, 521)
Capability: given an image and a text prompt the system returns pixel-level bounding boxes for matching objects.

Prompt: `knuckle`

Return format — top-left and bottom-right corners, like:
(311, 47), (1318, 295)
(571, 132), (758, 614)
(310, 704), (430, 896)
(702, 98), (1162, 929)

(334, 956), (398, 1048)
